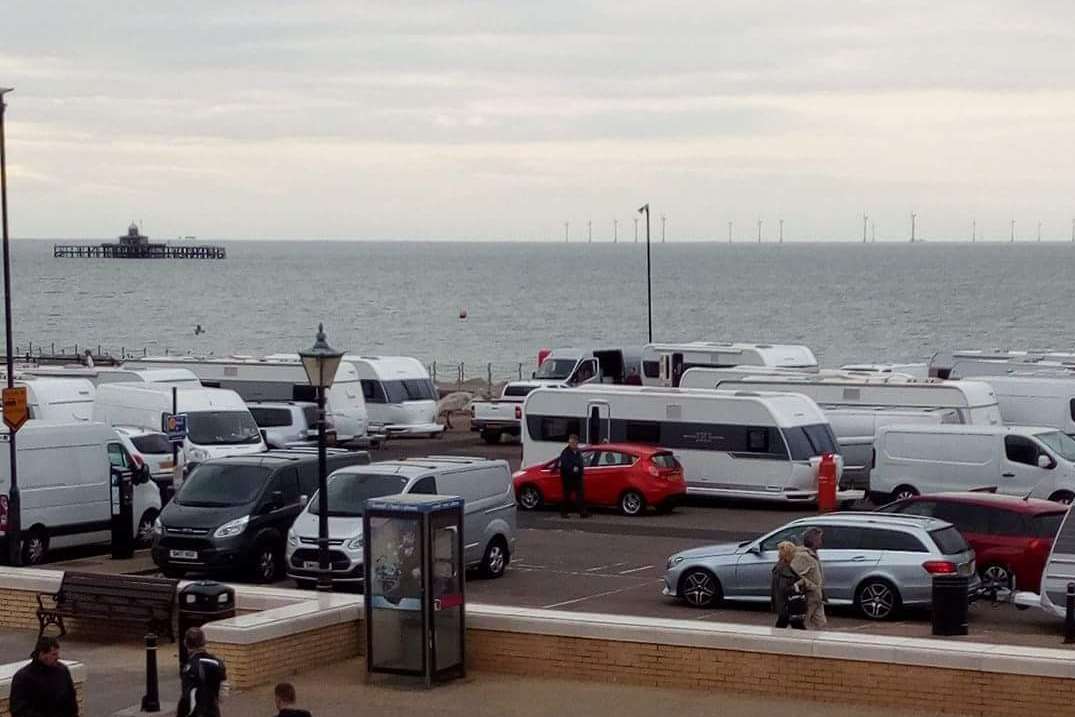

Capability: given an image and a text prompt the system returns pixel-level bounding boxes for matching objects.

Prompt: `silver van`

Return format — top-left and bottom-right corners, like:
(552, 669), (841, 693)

(286, 456), (516, 588)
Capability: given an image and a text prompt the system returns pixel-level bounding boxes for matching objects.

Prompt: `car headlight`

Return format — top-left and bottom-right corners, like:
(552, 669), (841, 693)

(287, 530), (299, 547)
(214, 515), (250, 539)
(188, 447), (210, 462)
(345, 535), (364, 551)
(666, 556), (684, 569)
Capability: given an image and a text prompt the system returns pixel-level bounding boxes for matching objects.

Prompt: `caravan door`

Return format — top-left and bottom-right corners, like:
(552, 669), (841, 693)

(585, 402), (610, 445)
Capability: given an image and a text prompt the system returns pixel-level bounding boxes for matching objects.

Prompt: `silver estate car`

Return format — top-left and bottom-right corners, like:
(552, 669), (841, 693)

(663, 512), (979, 620)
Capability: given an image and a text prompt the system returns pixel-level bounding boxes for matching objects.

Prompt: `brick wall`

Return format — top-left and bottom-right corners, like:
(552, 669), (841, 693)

(0, 680), (84, 717)
(207, 620), (363, 689)
(466, 629), (1075, 717)
(0, 589), (40, 631)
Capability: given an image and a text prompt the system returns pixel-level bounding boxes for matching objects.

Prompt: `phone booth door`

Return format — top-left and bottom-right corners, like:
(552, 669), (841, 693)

(430, 509), (465, 679)
(366, 513), (424, 675)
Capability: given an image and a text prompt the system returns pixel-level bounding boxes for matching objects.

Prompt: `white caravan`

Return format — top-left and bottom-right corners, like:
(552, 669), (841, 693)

(1014, 507), (1075, 618)
(93, 384), (266, 465)
(0, 421), (162, 564)
(870, 424), (1075, 504)
(521, 385), (855, 503)
(123, 356), (368, 442)
(20, 365), (201, 387)
(640, 342), (818, 387)
(345, 355), (442, 435)
(839, 363), (929, 381)
(13, 377), (96, 423)
(929, 350), (1075, 380)
(679, 370), (1002, 425)
(973, 376), (1075, 436)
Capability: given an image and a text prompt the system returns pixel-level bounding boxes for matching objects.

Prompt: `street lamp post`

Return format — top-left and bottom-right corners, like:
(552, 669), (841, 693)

(299, 324), (344, 592)
(637, 204), (652, 343)
(0, 87), (20, 567)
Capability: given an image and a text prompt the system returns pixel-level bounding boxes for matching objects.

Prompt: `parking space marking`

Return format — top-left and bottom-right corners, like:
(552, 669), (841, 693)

(542, 581), (662, 609)
(618, 565), (654, 575)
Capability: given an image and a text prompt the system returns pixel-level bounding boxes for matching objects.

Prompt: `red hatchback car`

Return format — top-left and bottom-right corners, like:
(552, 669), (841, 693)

(512, 443), (686, 516)
(879, 492), (1068, 592)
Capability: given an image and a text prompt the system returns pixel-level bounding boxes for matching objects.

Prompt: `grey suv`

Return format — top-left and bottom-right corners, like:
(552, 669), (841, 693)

(663, 512), (979, 620)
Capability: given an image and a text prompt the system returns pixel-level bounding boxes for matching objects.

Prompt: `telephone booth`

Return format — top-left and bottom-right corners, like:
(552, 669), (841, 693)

(363, 494), (465, 687)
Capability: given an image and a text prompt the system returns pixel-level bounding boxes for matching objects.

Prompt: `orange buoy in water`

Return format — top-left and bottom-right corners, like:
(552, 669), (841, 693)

(459, 307), (468, 319)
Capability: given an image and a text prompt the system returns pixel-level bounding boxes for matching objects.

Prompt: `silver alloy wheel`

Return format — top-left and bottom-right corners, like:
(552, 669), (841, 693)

(858, 582), (896, 619)
(894, 486), (918, 501)
(518, 486), (541, 510)
(257, 547), (277, 582)
(982, 564), (1013, 590)
(24, 534), (46, 565)
(620, 491), (644, 516)
(681, 570), (717, 608)
(137, 511), (157, 546)
(485, 542), (506, 577)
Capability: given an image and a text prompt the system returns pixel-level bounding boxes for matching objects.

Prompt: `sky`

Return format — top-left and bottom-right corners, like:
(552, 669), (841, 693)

(2, 1), (1075, 242)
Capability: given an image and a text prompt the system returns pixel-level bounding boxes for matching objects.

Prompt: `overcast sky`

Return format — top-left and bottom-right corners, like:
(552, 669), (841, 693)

(3, 1), (1074, 241)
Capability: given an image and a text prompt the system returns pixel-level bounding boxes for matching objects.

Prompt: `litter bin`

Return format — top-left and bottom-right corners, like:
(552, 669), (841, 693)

(931, 574), (970, 636)
(178, 581), (236, 667)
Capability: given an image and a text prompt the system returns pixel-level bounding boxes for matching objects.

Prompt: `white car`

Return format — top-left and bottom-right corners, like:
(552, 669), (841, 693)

(114, 425), (176, 501)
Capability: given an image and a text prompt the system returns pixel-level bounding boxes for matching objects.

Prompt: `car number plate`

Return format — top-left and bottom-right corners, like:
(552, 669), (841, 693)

(169, 549), (198, 560)
(303, 561), (319, 569)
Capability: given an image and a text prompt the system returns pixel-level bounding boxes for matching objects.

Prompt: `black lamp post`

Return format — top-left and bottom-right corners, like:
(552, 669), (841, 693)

(637, 203), (653, 343)
(299, 324), (343, 591)
(0, 87), (20, 567)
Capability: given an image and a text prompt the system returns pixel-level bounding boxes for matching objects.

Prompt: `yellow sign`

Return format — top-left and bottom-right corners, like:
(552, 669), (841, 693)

(3, 386), (28, 432)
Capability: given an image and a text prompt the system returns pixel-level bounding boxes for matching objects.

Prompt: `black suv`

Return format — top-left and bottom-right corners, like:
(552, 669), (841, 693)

(152, 449), (369, 582)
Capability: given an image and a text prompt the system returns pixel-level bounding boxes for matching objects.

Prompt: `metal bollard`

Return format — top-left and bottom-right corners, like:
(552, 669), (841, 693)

(1065, 583), (1075, 644)
(141, 633), (161, 712)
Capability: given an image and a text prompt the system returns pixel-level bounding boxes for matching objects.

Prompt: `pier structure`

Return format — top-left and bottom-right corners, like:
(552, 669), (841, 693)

(54, 223), (226, 259)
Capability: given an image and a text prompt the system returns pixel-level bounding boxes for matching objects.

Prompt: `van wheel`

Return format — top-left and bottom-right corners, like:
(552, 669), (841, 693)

(679, 568), (722, 608)
(619, 490), (646, 516)
(855, 578), (902, 620)
(892, 485), (919, 501)
(517, 485), (543, 511)
(252, 540), (283, 583)
(136, 509), (159, 548)
(481, 429), (501, 445)
(1049, 491), (1074, 505)
(21, 528), (48, 566)
(480, 537), (509, 578)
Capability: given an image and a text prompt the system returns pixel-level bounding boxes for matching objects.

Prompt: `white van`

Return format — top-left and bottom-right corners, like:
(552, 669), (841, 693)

(20, 365), (201, 387)
(1014, 506), (1075, 618)
(680, 371), (1003, 425)
(15, 377), (96, 423)
(286, 456), (516, 586)
(971, 376), (1075, 436)
(522, 385), (855, 503)
(871, 424), (1075, 504)
(123, 356), (368, 443)
(641, 342), (818, 387)
(0, 421), (162, 564)
(93, 384), (266, 465)
(343, 355), (442, 436)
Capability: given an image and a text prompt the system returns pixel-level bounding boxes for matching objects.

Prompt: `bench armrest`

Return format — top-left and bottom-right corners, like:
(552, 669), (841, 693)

(36, 591), (61, 610)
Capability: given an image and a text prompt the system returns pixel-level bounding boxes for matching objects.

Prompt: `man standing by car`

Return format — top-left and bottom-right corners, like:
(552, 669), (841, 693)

(559, 434), (588, 518)
(791, 528), (827, 629)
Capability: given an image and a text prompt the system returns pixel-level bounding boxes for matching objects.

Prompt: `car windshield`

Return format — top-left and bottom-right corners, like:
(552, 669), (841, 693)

(130, 433), (172, 455)
(930, 526), (970, 555)
(1036, 431), (1075, 462)
(381, 379), (437, 403)
(186, 411), (262, 445)
(309, 472), (410, 517)
(534, 359), (576, 380)
(176, 464), (271, 507)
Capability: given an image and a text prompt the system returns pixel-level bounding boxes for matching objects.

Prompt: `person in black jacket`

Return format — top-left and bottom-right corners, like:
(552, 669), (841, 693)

(559, 434), (589, 518)
(10, 636), (79, 717)
(178, 627), (227, 717)
(273, 682), (312, 717)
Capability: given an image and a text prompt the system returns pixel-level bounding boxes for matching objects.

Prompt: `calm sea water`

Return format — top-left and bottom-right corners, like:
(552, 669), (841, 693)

(11, 240), (1075, 380)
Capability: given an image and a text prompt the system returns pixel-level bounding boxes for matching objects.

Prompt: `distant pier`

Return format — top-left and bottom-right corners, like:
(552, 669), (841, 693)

(53, 223), (226, 260)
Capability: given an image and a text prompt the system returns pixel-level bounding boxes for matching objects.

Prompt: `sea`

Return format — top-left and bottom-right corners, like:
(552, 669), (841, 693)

(12, 239), (1075, 381)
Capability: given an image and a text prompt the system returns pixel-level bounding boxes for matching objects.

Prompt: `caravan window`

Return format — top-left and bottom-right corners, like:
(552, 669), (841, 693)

(535, 359), (577, 381)
(642, 361), (660, 379)
(782, 424), (839, 460)
(623, 420), (661, 444)
(383, 380), (437, 403)
(361, 380), (388, 404)
(527, 415), (582, 443)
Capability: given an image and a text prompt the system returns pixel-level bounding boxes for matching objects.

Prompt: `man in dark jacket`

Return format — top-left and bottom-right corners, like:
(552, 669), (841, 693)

(559, 434), (588, 518)
(10, 636), (79, 717)
(273, 682), (312, 717)
(178, 627), (227, 717)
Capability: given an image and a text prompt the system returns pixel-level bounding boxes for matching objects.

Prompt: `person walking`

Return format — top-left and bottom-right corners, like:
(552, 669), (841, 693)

(273, 682), (312, 717)
(178, 627), (227, 717)
(771, 541), (806, 629)
(559, 434), (588, 518)
(9, 636), (79, 717)
(791, 528), (827, 629)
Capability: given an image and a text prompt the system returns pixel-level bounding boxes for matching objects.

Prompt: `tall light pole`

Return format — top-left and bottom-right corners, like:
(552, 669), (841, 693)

(638, 205), (653, 343)
(910, 212), (917, 243)
(299, 324), (344, 592)
(1, 87), (20, 567)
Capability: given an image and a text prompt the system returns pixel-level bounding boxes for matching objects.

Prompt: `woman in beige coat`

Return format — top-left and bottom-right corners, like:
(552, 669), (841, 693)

(790, 527), (827, 629)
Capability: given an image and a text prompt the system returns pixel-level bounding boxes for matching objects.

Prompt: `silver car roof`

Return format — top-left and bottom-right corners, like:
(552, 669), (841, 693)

(786, 512), (952, 532)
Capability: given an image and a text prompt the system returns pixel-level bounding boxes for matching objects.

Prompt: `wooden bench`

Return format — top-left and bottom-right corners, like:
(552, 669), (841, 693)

(36, 571), (179, 641)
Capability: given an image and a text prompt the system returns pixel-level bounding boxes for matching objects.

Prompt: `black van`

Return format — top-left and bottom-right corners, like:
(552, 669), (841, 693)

(151, 449), (369, 582)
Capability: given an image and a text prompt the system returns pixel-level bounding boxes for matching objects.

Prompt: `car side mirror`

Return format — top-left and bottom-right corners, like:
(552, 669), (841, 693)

(748, 543), (763, 555)
(1039, 454), (1055, 470)
(300, 493), (309, 507)
(133, 465), (150, 485)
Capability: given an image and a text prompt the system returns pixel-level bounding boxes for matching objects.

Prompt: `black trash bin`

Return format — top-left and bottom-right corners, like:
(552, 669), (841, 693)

(931, 574), (970, 636)
(178, 581), (236, 667)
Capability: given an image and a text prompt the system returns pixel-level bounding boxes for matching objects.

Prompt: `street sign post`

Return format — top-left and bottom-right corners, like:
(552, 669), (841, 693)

(163, 413), (187, 444)
(2, 386), (26, 432)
